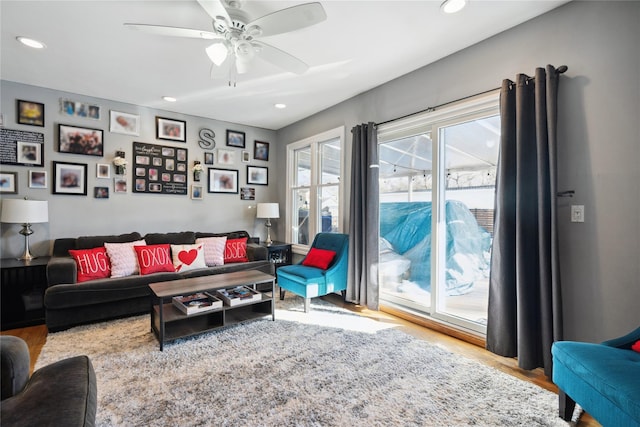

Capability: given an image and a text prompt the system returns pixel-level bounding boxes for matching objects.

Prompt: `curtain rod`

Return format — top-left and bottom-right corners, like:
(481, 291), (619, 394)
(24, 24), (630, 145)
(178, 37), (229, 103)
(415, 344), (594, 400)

(376, 65), (568, 127)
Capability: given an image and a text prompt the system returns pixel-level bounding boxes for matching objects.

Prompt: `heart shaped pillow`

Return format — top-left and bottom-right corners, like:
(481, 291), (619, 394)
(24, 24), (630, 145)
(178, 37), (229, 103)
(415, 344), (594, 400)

(170, 244), (206, 272)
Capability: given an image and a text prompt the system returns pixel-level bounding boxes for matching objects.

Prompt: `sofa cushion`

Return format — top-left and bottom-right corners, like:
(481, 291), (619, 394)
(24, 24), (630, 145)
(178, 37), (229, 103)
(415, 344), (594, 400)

(196, 236), (227, 266)
(224, 237), (249, 263)
(0, 336), (30, 400)
(144, 231), (195, 245)
(196, 230), (249, 241)
(69, 247), (111, 283)
(134, 244), (174, 275)
(76, 232), (142, 250)
(171, 244), (206, 272)
(105, 239), (147, 278)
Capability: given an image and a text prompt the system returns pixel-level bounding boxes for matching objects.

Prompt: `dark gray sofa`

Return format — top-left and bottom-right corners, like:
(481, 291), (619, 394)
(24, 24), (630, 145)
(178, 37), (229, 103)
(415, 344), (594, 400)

(0, 335), (97, 426)
(45, 230), (271, 331)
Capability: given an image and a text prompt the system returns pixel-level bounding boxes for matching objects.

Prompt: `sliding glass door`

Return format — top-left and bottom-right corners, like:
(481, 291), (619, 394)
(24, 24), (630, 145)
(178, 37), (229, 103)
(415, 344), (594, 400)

(377, 94), (499, 334)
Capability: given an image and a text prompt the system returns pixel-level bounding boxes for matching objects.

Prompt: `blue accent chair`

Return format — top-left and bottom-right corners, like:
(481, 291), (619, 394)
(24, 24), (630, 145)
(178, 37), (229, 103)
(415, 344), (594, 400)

(277, 233), (349, 312)
(552, 326), (640, 426)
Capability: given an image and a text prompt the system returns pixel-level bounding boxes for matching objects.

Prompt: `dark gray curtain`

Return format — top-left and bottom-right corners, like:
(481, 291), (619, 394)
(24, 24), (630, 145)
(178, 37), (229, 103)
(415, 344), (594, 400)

(487, 65), (565, 376)
(347, 122), (379, 310)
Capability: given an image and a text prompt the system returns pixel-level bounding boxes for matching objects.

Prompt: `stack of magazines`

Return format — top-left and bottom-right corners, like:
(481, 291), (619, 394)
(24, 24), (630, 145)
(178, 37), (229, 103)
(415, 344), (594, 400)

(217, 286), (261, 306)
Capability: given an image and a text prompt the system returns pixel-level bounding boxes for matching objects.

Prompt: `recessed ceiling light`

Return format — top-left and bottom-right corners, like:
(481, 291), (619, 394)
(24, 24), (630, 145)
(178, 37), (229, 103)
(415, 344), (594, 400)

(440, 0), (467, 14)
(162, 96), (177, 102)
(16, 36), (46, 49)
(274, 103), (286, 109)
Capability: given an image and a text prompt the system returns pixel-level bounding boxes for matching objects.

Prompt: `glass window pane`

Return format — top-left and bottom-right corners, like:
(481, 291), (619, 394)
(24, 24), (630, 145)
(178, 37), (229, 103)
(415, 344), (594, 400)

(295, 147), (311, 187)
(293, 188), (310, 245)
(319, 185), (339, 233)
(320, 138), (340, 185)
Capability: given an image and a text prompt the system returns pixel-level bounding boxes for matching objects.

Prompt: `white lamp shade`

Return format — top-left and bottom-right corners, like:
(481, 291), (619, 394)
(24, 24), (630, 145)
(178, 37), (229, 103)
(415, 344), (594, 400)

(256, 203), (279, 219)
(1, 199), (49, 223)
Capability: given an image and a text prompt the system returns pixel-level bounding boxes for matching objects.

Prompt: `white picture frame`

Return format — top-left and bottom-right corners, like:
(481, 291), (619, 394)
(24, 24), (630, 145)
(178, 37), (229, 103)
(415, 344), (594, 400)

(217, 148), (235, 165)
(97, 163), (110, 179)
(110, 111), (140, 136)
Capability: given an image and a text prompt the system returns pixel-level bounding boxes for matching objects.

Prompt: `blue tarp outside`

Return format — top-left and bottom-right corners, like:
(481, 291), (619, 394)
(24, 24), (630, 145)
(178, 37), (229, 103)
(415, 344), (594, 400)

(380, 201), (491, 295)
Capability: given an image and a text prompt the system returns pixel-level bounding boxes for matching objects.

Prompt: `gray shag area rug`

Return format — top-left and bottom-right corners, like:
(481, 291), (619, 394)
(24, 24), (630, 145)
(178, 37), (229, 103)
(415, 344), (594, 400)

(36, 296), (566, 427)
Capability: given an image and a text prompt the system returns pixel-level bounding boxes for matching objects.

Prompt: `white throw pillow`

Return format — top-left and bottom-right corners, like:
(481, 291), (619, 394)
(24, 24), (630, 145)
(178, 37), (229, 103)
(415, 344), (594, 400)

(171, 244), (207, 272)
(195, 236), (227, 266)
(104, 239), (147, 278)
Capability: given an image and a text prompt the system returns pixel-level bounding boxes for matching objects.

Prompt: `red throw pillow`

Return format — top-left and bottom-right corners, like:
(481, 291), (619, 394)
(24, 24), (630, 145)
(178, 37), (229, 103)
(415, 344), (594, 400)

(224, 238), (249, 263)
(134, 244), (175, 275)
(69, 247), (111, 283)
(632, 340), (640, 353)
(302, 248), (336, 270)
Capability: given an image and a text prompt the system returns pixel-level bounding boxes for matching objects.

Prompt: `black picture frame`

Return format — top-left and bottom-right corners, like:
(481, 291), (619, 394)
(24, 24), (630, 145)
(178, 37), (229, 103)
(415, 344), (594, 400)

(208, 167), (238, 194)
(226, 129), (245, 148)
(17, 99), (45, 127)
(247, 165), (268, 186)
(52, 161), (88, 195)
(58, 124), (104, 156)
(156, 117), (186, 142)
(254, 140), (269, 161)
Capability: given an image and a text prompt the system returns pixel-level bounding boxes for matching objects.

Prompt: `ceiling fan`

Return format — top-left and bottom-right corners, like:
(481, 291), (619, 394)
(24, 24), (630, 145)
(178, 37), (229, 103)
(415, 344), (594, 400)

(125, 0), (327, 86)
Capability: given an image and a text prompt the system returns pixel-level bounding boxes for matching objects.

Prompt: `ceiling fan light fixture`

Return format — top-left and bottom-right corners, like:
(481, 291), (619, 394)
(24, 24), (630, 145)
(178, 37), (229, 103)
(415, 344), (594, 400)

(440, 0), (467, 14)
(16, 36), (46, 49)
(206, 42), (229, 66)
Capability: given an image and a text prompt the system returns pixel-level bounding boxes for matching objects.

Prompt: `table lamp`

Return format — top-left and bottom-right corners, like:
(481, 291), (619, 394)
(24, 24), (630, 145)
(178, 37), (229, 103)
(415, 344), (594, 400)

(1, 198), (49, 260)
(256, 203), (279, 246)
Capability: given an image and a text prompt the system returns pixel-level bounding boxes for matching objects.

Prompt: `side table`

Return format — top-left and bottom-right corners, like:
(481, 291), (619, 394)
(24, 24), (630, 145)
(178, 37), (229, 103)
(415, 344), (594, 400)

(1, 257), (50, 331)
(258, 241), (292, 275)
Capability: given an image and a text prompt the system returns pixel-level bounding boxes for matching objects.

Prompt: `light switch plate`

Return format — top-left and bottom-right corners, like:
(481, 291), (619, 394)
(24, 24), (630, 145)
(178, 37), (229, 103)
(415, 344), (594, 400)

(571, 205), (585, 223)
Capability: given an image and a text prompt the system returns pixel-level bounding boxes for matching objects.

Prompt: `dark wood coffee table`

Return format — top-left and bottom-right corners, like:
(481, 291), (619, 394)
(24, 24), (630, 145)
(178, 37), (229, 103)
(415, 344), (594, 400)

(149, 270), (275, 350)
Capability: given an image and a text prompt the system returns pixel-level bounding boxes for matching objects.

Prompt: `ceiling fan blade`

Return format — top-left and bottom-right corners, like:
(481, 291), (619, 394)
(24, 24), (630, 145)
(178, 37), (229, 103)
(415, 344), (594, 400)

(253, 41), (309, 75)
(124, 23), (218, 40)
(197, 0), (231, 25)
(247, 2), (326, 38)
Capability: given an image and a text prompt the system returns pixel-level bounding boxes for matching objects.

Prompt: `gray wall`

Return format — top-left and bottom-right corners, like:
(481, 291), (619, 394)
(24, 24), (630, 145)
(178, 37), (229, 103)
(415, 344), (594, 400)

(1, 81), (279, 257)
(276, 1), (640, 342)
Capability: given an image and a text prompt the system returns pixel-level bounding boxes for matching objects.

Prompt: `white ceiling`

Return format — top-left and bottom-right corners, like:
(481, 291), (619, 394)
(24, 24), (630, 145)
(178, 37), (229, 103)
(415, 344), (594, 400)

(1, 0), (569, 131)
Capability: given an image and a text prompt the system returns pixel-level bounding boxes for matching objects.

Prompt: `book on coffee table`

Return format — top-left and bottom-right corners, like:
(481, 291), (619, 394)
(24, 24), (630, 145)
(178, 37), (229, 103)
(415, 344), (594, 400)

(216, 286), (261, 306)
(172, 292), (223, 315)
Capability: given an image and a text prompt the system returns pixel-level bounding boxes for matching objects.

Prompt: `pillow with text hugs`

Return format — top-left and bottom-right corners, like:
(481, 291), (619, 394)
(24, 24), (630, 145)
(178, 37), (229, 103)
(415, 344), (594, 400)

(69, 247), (111, 283)
(195, 236), (227, 266)
(632, 340), (640, 353)
(134, 244), (175, 275)
(104, 239), (147, 278)
(302, 248), (337, 270)
(171, 244), (207, 272)
(224, 237), (249, 263)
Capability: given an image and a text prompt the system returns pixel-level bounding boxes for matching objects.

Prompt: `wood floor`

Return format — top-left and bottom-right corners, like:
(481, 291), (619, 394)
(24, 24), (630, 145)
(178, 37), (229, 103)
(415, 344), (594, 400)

(2, 295), (598, 426)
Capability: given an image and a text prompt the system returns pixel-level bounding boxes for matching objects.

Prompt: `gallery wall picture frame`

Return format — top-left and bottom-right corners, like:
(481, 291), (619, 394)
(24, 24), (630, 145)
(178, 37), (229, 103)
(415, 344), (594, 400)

(226, 129), (245, 148)
(208, 167), (238, 194)
(114, 178), (127, 193)
(191, 184), (203, 200)
(240, 187), (255, 200)
(58, 124), (104, 156)
(156, 116), (186, 142)
(17, 99), (45, 127)
(204, 152), (214, 165)
(110, 111), (140, 136)
(247, 165), (268, 186)
(52, 161), (88, 195)
(17, 141), (44, 166)
(60, 98), (101, 120)
(28, 170), (47, 189)
(241, 150), (250, 163)
(97, 163), (110, 178)
(253, 140), (269, 161)
(217, 148), (235, 165)
(0, 171), (18, 193)
(94, 186), (109, 199)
